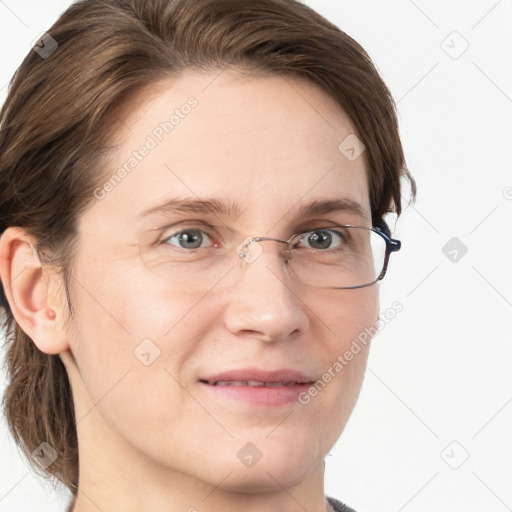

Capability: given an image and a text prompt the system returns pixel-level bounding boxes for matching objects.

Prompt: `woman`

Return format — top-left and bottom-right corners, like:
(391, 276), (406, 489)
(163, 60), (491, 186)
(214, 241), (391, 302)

(0, 0), (416, 510)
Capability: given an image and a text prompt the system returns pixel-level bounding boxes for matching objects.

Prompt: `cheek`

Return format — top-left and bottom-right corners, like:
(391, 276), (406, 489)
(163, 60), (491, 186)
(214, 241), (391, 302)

(66, 263), (182, 393)
(317, 284), (379, 347)
(307, 285), (378, 410)
(66, 270), (199, 438)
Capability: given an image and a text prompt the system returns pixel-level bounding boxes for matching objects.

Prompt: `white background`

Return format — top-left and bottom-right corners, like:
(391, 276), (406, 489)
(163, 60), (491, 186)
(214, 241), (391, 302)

(1, 1), (511, 511)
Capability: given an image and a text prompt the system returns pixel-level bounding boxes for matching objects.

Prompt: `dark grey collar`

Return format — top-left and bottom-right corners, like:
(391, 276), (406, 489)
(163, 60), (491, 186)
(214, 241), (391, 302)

(327, 496), (357, 512)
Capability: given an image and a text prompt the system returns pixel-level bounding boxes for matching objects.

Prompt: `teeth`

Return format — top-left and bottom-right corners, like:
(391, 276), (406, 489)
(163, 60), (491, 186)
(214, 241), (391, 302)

(246, 380), (265, 387)
(211, 380), (296, 387)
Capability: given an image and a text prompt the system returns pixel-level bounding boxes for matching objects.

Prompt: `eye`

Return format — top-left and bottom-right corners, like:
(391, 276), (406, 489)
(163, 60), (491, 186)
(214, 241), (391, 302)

(161, 228), (216, 250)
(295, 229), (347, 251)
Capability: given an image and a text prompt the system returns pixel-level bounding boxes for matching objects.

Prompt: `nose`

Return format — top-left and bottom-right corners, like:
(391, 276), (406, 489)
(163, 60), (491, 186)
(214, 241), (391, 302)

(222, 238), (309, 343)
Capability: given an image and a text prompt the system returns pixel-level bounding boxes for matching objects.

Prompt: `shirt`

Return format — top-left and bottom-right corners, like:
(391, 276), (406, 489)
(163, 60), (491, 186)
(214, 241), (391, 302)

(327, 495), (357, 512)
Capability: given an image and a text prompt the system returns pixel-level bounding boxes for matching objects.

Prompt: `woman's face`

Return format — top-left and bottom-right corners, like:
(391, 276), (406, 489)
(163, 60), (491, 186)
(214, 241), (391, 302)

(61, 69), (379, 494)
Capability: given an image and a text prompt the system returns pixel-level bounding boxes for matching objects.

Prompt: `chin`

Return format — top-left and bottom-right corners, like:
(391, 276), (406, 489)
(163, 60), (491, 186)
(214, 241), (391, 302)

(200, 439), (323, 493)
(220, 463), (314, 494)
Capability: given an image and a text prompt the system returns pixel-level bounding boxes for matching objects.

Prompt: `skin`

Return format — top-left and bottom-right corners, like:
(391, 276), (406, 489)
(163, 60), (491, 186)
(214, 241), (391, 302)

(0, 69), (380, 512)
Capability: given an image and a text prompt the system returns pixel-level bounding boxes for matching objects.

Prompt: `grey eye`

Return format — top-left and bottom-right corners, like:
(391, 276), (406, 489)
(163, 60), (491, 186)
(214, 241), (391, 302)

(298, 230), (344, 250)
(163, 229), (212, 250)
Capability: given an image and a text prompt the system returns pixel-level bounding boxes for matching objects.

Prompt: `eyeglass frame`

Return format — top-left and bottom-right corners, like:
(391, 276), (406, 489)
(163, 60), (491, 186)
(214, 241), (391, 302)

(237, 218), (401, 290)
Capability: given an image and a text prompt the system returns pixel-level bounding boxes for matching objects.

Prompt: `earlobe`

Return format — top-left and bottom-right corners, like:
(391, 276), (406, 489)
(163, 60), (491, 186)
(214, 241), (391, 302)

(0, 227), (70, 355)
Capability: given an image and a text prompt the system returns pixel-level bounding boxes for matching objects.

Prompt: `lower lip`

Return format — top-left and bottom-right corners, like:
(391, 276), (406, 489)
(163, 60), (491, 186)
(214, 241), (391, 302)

(199, 381), (313, 407)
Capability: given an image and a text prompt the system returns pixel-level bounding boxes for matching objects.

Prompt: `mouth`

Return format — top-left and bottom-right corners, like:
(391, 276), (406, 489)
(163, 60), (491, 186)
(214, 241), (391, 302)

(198, 368), (316, 407)
(202, 380), (302, 387)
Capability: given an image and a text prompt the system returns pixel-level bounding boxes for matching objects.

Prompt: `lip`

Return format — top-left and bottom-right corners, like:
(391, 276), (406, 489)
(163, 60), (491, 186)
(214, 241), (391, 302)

(198, 367), (316, 407)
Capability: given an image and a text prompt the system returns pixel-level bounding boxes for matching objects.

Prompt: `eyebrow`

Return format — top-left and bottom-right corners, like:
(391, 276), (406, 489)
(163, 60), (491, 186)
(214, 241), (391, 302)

(136, 196), (369, 223)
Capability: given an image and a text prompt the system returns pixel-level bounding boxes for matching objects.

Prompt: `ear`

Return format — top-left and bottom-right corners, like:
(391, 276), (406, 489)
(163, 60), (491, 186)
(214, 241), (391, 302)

(0, 227), (70, 354)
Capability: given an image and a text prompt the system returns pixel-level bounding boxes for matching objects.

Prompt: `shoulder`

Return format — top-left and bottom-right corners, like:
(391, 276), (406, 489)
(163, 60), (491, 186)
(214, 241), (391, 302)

(327, 496), (358, 512)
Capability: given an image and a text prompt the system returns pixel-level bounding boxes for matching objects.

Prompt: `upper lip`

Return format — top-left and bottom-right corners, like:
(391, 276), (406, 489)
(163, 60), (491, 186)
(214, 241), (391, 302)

(199, 367), (316, 385)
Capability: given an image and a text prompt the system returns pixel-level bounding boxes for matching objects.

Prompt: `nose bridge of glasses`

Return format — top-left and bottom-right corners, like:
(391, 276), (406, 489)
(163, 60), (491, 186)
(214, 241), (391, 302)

(236, 236), (292, 265)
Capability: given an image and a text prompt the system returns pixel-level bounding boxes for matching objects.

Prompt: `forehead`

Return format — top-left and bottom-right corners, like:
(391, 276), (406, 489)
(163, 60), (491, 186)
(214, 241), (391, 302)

(82, 69), (371, 236)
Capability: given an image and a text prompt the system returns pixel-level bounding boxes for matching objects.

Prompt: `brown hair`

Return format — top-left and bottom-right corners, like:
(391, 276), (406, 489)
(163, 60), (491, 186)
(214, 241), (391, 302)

(0, 0), (416, 503)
